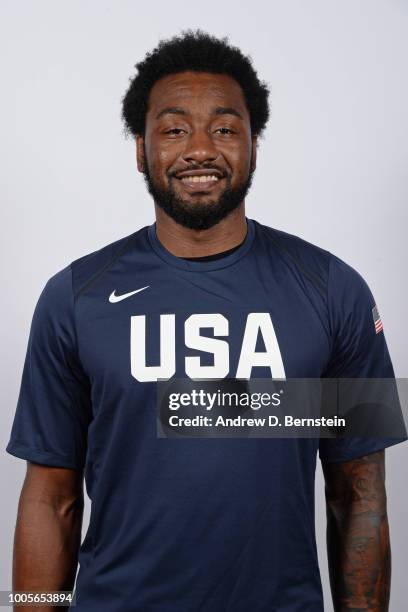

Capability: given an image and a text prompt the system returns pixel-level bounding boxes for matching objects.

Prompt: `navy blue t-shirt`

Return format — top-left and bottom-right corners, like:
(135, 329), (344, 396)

(6, 218), (407, 611)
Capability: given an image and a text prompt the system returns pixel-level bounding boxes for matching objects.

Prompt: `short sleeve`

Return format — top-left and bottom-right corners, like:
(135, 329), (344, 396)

(319, 254), (407, 463)
(5, 265), (92, 470)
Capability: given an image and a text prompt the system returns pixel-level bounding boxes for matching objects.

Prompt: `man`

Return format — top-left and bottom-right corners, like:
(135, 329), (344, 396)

(6, 30), (407, 611)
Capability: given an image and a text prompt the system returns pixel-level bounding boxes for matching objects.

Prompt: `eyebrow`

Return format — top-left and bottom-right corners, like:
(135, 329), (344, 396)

(155, 107), (187, 120)
(213, 106), (243, 120)
(155, 106), (244, 120)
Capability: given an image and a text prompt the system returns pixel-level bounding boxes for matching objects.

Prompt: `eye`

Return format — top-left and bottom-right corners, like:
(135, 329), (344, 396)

(215, 127), (235, 135)
(164, 128), (186, 136)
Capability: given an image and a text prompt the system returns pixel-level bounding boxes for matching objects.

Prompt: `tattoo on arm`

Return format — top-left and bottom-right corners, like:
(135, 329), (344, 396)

(322, 449), (391, 611)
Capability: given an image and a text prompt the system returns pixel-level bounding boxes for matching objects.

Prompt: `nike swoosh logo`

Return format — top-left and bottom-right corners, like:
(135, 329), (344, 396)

(109, 286), (149, 303)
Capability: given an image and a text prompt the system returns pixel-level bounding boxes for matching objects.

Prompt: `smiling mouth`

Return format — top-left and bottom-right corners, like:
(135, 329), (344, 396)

(174, 174), (224, 192)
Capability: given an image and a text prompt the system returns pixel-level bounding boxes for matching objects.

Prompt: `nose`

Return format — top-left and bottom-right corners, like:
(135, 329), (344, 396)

(181, 129), (218, 165)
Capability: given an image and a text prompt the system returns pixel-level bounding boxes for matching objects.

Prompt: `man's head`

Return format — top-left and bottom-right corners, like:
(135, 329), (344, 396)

(121, 30), (270, 230)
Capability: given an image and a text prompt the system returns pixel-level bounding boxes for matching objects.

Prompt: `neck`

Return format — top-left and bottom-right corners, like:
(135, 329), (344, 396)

(154, 203), (248, 258)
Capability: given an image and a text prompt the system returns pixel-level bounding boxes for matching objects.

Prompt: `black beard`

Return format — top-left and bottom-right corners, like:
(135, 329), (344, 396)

(142, 160), (255, 231)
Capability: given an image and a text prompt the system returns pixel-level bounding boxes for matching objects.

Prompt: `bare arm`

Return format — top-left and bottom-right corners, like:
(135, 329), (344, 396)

(322, 449), (391, 612)
(12, 462), (84, 611)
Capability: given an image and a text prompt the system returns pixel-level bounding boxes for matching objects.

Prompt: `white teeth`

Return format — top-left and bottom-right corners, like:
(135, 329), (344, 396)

(180, 175), (219, 183)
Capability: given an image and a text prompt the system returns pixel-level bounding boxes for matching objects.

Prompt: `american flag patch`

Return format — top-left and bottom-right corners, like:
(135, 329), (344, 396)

(372, 304), (383, 334)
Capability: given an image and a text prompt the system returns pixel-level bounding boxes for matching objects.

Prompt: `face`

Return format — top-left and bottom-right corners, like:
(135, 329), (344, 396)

(136, 71), (257, 230)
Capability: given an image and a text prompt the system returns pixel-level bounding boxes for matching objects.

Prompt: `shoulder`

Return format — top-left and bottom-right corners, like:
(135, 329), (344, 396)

(35, 227), (148, 312)
(328, 252), (371, 295)
(71, 227), (147, 298)
(254, 218), (330, 270)
(252, 220), (332, 297)
(327, 254), (375, 326)
(254, 220), (331, 261)
(252, 219), (372, 306)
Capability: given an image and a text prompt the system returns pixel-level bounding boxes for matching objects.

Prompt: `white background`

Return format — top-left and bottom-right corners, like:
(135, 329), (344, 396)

(1, 1), (407, 609)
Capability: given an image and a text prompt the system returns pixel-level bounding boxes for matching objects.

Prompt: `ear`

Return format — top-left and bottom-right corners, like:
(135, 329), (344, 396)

(136, 135), (145, 173)
(250, 136), (257, 172)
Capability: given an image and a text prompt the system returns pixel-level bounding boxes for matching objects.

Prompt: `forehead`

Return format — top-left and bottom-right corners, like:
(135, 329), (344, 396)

(147, 71), (249, 117)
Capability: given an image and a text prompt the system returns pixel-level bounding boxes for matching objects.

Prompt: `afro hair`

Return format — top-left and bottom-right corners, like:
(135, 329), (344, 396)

(121, 29), (270, 139)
